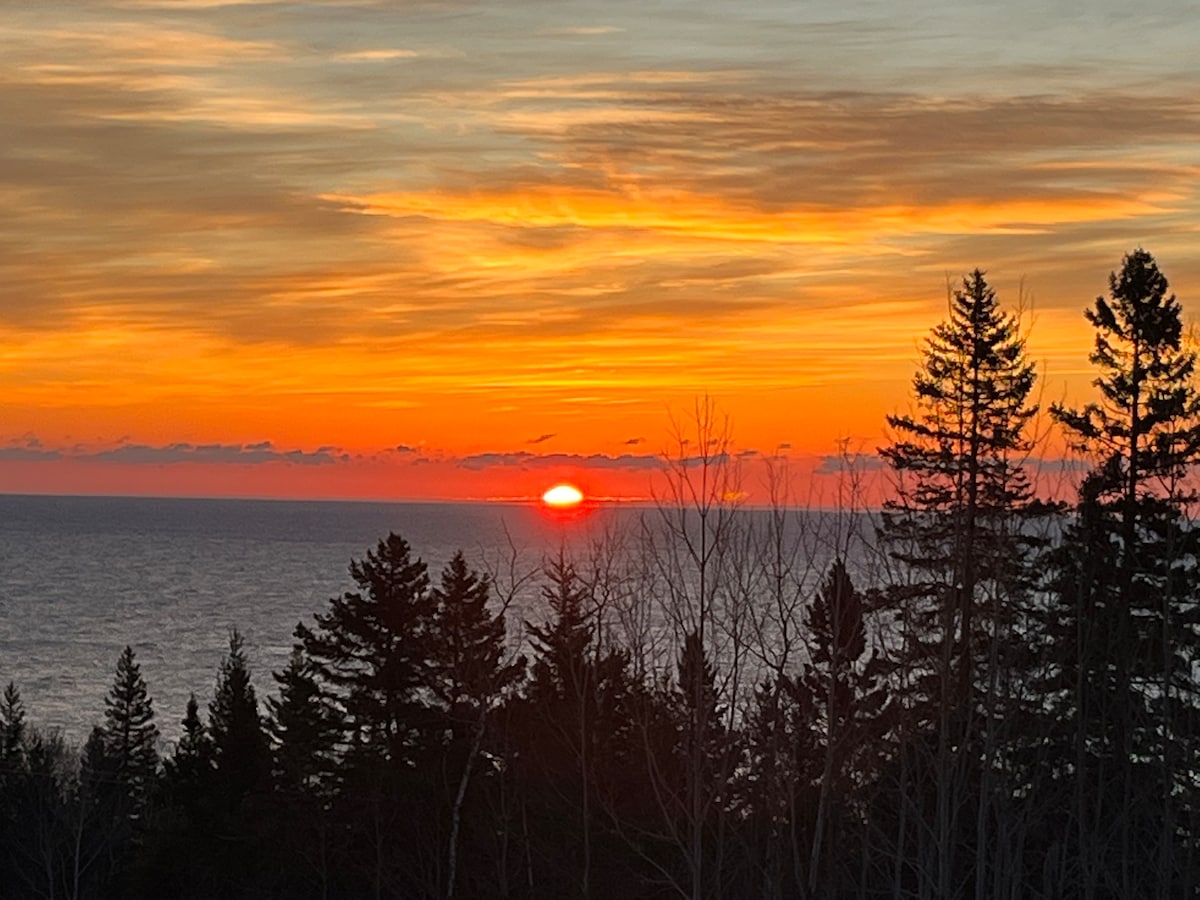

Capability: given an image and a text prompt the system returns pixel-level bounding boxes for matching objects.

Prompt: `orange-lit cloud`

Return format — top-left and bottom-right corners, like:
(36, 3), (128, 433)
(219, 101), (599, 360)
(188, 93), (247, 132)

(1, 1), (1198, 500)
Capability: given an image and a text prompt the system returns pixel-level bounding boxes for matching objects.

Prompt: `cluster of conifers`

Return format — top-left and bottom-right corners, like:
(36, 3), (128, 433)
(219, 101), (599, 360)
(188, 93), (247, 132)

(2, 248), (1199, 900)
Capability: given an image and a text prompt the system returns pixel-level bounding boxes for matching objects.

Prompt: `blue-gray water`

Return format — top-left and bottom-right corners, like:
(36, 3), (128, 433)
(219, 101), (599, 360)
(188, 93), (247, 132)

(0, 494), (861, 746)
(0, 495), (639, 745)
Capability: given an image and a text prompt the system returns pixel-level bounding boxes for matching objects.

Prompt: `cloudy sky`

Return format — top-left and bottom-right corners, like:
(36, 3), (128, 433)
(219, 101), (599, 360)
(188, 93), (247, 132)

(2, 0), (1198, 501)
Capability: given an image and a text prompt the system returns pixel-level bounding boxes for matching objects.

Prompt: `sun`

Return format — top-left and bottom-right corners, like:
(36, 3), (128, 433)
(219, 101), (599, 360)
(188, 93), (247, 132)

(542, 483), (584, 508)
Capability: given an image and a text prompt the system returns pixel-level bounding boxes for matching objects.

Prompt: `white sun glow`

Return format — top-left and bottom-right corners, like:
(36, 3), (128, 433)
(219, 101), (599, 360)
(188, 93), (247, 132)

(542, 483), (584, 507)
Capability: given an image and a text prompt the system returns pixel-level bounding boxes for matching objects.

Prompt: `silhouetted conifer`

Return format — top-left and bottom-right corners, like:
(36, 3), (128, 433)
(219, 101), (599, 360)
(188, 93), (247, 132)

(1, 681), (24, 763)
(267, 641), (339, 792)
(209, 630), (270, 806)
(95, 646), (160, 813)
(800, 560), (887, 896)
(430, 551), (524, 724)
(164, 693), (213, 800)
(518, 554), (645, 898)
(298, 532), (437, 764)
(1047, 248), (1200, 898)
(877, 269), (1043, 899)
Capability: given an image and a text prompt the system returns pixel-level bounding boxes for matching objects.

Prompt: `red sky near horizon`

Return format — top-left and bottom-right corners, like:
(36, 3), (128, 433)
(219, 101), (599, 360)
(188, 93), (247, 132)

(2, 1), (1198, 503)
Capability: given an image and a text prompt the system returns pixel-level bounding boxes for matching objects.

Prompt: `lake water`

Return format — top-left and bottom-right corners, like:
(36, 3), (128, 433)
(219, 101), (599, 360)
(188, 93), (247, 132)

(0, 495), (862, 745)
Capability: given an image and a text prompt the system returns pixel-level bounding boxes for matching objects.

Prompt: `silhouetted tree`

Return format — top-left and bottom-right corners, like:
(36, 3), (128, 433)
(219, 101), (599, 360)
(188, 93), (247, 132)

(263, 642), (343, 899)
(800, 559), (887, 896)
(295, 535), (448, 897)
(517, 554), (642, 898)
(268, 642), (340, 794)
(72, 647), (161, 895)
(299, 533), (437, 765)
(1, 681), (24, 763)
(209, 630), (270, 808)
(0, 682), (28, 891)
(429, 551), (524, 899)
(877, 269), (1042, 899)
(93, 646), (160, 815)
(164, 693), (214, 808)
(1048, 248), (1200, 899)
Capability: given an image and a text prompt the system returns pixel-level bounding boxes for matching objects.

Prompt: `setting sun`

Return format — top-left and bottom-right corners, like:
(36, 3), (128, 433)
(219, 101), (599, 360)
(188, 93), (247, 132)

(542, 484), (585, 508)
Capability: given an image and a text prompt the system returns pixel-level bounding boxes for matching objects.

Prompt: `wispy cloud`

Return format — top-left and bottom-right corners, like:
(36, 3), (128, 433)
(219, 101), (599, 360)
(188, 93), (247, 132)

(535, 26), (624, 37)
(0, 0), (1197, 499)
(457, 451), (663, 471)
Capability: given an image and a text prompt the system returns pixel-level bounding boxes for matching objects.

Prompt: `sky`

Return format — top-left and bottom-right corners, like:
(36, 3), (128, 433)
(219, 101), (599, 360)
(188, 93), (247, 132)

(1, 0), (1198, 503)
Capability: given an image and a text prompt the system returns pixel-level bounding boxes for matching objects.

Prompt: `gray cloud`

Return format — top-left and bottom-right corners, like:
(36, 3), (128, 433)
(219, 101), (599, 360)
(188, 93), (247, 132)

(79, 441), (348, 466)
(0, 446), (63, 461)
(526, 433), (556, 444)
(457, 451), (662, 471)
(813, 453), (885, 475)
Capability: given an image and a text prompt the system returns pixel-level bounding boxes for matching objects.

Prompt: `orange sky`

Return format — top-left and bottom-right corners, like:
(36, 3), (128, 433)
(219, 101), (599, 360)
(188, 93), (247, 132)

(1, 1), (1198, 503)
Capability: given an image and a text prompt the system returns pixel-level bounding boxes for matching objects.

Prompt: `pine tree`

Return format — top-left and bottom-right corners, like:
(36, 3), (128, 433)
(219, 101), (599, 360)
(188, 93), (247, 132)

(209, 630), (270, 807)
(429, 551), (523, 726)
(266, 642), (339, 793)
(164, 693), (214, 808)
(428, 552), (525, 900)
(0, 681), (27, 884)
(298, 533), (437, 764)
(877, 269), (1042, 899)
(527, 554), (593, 708)
(520, 554), (636, 898)
(801, 559), (887, 896)
(1, 681), (24, 764)
(96, 646), (160, 812)
(880, 269), (1039, 704)
(1048, 248), (1200, 898)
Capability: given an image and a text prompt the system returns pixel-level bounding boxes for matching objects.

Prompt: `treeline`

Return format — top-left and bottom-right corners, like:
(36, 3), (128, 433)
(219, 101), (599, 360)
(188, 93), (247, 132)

(2, 248), (1199, 899)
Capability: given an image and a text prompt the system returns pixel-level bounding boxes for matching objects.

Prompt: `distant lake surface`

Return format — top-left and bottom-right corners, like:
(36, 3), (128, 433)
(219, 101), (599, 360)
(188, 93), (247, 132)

(0, 495), (860, 744)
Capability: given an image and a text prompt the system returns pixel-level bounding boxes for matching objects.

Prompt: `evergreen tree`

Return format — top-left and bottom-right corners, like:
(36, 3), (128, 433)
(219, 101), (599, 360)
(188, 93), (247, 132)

(298, 533), (437, 764)
(428, 552), (524, 900)
(519, 554), (639, 898)
(0, 682), (27, 889)
(209, 630), (270, 806)
(266, 642), (340, 793)
(1048, 248), (1200, 898)
(429, 551), (524, 726)
(74, 646), (162, 895)
(165, 693), (214, 797)
(800, 559), (887, 896)
(527, 554), (593, 705)
(1, 681), (25, 765)
(95, 645), (160, 814)
(876, 269), (1042, 899)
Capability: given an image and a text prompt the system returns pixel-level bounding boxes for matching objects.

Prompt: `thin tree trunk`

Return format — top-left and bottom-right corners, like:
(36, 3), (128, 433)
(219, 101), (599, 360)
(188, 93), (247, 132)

(446, 717), (487, 900)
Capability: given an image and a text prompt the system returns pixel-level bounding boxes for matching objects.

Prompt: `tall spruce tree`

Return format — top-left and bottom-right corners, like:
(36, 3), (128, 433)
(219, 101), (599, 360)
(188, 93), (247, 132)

(99, 646), (160, 803)
(520, 554), (638, 898)
(428, 552), (524, 900)
(800, 559), (887, 897)
(298, 533), (437, 765)
(266, 642), (340, 793)
(209, 630), (270, 807)
(1048, 248), (1200, 899)
(877, 270), (1041, 899)
(163, 693), (214, 811)
(429, 551), (523, 725)
(1, 681), (24, 765)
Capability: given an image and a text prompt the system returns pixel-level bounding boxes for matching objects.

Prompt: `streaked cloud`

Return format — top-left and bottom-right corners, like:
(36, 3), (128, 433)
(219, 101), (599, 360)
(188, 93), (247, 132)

(457, 451), (663, 471)
(1, 0), (1197, 498)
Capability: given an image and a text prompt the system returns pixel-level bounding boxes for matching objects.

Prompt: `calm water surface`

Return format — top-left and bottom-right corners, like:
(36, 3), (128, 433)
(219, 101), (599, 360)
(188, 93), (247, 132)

(0, 495), (637, 743)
